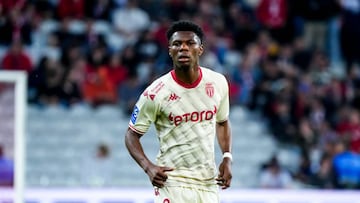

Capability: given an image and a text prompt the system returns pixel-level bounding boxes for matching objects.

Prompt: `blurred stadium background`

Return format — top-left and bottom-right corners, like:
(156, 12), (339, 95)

(0, 0), (360, 202)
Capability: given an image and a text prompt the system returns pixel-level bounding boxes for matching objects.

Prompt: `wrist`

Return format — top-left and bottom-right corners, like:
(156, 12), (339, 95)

(222, 152), (232, 162)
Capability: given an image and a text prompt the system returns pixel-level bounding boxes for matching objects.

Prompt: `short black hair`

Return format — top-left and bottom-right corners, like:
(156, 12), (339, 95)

(166, 20), (204, 44)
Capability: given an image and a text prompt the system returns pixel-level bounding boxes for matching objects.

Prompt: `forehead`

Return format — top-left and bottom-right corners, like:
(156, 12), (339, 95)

(170, 31), (200, 43)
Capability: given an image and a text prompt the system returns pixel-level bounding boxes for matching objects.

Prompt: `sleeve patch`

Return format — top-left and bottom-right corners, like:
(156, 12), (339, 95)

(130, 105), (139, 124)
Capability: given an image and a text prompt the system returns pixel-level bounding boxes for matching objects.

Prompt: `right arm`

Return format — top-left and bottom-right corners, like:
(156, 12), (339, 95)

(124, 128), (173, 187)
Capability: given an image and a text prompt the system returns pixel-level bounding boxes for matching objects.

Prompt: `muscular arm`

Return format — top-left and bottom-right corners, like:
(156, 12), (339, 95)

(124, 128), (152, 171)
(216, 119), (232, 154)
(124, 128), (173, 187)
(216, 119), (232, 189)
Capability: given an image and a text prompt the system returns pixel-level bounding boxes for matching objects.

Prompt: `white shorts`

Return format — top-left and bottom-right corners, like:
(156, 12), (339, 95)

(154, 186), (219, 203)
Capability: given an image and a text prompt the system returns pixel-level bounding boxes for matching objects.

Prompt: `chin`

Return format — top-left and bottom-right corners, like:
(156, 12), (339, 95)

(177, 64), (191, 71)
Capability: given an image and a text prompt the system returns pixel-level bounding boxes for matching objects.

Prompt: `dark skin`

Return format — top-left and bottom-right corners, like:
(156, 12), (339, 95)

(125, 30), (232, 189)
(168, 31), (203, 83)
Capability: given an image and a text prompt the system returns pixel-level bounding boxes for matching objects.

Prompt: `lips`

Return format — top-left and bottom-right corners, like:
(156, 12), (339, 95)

(178, 55), (190, 62)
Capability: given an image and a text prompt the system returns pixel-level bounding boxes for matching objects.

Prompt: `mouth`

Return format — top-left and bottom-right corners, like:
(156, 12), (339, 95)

(178, 55), (190, 62)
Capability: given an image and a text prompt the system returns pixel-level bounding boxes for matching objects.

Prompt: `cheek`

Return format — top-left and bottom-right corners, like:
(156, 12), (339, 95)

(193, 50), (201, 57)
(169, 50), (175, 57)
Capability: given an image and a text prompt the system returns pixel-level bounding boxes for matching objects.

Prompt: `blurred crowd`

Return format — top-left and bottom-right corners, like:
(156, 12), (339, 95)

(0, 0), (360, 189)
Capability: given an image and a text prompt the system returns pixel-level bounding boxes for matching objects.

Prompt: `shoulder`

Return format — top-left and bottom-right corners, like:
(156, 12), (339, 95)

(201, 67), (229, 89)
(141, 72), (172, 101)
(201, 67), (228, 82)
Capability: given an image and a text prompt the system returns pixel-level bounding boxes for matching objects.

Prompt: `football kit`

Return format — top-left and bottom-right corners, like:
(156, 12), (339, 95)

(129, 67), (230, 201)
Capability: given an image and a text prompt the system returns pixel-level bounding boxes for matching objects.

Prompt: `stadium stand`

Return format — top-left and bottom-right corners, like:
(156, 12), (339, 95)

(25, 104), (278, 188)
(0, 0), (359, 189)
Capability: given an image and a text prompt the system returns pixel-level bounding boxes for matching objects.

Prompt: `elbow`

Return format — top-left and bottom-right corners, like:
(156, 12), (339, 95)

(124, 128), (142, 147)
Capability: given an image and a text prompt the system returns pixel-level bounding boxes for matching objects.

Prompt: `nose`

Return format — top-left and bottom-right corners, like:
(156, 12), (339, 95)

(179, 42), (189, 50)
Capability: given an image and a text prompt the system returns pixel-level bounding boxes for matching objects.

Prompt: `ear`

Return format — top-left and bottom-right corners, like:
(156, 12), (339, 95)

(198, 44), (204, 56)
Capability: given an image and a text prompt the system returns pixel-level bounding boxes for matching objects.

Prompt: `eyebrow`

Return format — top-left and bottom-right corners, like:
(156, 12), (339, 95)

(171, 37), (201, 44)
(172, 39), (196, 43)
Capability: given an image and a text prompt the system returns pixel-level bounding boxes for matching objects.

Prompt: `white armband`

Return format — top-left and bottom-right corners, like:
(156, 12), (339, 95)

(222, 152), (232, 162)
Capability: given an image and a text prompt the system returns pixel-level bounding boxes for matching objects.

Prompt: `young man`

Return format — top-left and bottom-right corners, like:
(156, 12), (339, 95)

(124, 20), (232, 202)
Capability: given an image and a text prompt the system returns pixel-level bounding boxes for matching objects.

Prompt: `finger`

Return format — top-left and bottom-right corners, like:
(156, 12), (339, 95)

(152, 177), (166, 187)
(157, 172), (168, 180)
(215, 177), (225, 186)
(152, 180), (165, 188)
(162, 167), (174, 172)
(221, 176), (232, 189)
(158, 167), (174, 180)
(154, 175), (167, 182)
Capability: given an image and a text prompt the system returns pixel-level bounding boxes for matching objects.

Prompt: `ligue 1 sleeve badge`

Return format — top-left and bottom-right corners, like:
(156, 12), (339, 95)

(205, 83), (214, 98)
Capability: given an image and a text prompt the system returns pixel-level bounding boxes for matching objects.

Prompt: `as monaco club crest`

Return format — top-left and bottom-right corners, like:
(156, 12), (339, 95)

(205, 83), (214, 98)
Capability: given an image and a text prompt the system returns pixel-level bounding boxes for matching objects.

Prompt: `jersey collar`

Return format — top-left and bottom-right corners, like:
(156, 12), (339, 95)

(171, 67), (202, 89)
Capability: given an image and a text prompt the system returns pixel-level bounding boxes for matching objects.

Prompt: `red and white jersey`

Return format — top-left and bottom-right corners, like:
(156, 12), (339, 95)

(129, 67), (229, 189)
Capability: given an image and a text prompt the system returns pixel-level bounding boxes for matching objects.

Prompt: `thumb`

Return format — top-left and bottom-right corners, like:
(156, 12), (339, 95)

(162, 167), (174, 172)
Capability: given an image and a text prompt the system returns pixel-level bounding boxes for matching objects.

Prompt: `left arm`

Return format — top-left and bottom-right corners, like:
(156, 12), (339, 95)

(216, 119), (232, 189)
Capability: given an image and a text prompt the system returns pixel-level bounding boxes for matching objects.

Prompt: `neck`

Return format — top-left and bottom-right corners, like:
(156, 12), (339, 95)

(171, 66), (202, 88)
(174, 65), (200, 84)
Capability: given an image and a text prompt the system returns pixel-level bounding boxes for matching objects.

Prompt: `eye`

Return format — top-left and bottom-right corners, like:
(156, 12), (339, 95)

(172, 41), (180, 47)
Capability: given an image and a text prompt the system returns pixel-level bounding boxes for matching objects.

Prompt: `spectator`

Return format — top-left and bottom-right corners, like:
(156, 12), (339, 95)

(35, 57), (65, 106)
(294, 153), (312, 185)
(60, 59), (84, 107)
(256, 0), (294, 44)
(224, 2), (258, 53)
(259, 156), (293, 188)
(310, 153), (333, 188)
(106, 52), (129, 89)
(56, 0), (85, 20)
(269, 99), (297, 143)
(78, 19), (108, 55)
(336, 109), (360, 153)
(83, 46), (117, 107)
(294, 0), (340, 51)
(1, 40), (32, 74)
(338, 0), (360, 72)
(0, 144), (14, 187)
(53, 18), (83, 52)
(0, 3), (32, 45)
(292, 37), (312, 72)
(134, 29), (161, 61)
(331, 139), (360, 189)
(230, 48), (259, 105)
(121, 45), (138, 77)
(0, 0), (26, 15)
(84, 0), (115, 22)
(111, 0), (150, 45)
(82, 143), (113, 187)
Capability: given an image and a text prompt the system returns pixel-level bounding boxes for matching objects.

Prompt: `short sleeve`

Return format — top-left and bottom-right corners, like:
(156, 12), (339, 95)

(128, 89), (158, 134)
(216, 75), (229, 122)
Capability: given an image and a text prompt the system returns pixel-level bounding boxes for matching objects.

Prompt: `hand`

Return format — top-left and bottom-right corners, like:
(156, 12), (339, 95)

(216, 158), (232, 189)
(145, 163), (174, 188)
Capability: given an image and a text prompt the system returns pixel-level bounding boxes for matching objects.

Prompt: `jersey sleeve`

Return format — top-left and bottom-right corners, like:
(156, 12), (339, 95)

(128, 88), (158, 134)
(216, 75), (230, 122)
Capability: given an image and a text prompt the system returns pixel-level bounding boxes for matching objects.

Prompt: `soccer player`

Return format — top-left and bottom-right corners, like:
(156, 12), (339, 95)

(124, 20), (232, 202)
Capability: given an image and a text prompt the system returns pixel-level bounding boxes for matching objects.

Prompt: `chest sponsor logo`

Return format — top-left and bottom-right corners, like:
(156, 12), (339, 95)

(205, 83), (214, 98)
(130, 105), (139, 124)
(168, 106), (217, 126)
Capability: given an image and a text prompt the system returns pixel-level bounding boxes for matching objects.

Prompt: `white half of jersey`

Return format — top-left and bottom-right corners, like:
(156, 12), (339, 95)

(129, 67), (230, 190)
